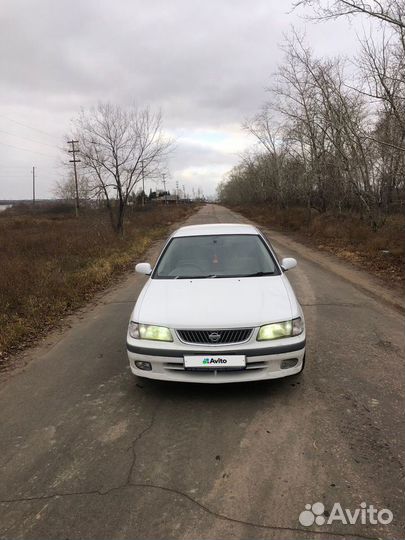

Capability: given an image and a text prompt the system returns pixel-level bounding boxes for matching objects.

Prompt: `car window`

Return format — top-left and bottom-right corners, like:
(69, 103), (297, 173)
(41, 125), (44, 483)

(153, 234), (280, 279)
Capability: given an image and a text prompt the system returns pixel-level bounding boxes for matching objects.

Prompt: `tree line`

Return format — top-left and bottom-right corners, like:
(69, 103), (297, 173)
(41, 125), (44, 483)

(218, 0), (404, 230)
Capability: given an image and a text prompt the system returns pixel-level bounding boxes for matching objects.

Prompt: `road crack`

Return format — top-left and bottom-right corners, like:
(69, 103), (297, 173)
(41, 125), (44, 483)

(0, 399), (386, 540)
(0, 482), (383, 540)
(125, 400), (160, 485)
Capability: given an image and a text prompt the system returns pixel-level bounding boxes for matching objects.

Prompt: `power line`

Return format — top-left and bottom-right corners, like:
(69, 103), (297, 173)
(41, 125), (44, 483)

(0, 129), (60, 150)
(0, 113), (55, 139)
(0, 140), (56, 159)
(0, 166), (36, 169)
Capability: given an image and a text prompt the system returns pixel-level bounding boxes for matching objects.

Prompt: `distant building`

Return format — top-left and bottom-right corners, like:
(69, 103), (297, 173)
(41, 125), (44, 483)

(150, 191), (188, 204)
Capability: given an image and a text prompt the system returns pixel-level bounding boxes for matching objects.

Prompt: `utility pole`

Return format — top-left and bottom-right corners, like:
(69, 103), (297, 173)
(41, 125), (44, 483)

(176, 180), (179, 203)
(67, 140), (81, 217)
(32, 166), (36, 205)
(162, 173), (168, 205)
(141, 159), (145, 206)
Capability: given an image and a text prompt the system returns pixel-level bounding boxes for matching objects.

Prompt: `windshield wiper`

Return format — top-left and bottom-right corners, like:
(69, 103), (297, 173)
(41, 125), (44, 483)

(243, 271), (275, 277)
(168, 272), (273, 279)
(175, 275), (208, 279)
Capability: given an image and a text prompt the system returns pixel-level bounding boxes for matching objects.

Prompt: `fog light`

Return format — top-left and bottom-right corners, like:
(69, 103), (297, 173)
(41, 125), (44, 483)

(281, 358), (298, 369)
(135, 361), (152, 371)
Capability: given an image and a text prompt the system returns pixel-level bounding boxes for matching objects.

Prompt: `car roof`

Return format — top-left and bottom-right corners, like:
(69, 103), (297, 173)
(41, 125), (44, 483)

(172, 223), (260, 237)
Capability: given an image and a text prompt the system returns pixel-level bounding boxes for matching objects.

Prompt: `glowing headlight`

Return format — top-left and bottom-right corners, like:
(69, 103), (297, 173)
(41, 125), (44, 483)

(128, 322), (173, 342)
(257, 317), (304, 341)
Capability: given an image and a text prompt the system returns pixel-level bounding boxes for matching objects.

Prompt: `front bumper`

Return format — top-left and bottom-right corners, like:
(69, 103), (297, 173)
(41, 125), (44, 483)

(126, 339), (306, 383)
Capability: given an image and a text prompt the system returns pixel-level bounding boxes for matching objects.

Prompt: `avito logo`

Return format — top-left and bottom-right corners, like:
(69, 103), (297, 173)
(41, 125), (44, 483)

(299, 502), (393, 527)
(203, 358), (228, 365)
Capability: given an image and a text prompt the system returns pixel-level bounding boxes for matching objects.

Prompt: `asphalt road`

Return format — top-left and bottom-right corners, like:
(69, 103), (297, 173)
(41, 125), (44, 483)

(0, 204), (404, 540)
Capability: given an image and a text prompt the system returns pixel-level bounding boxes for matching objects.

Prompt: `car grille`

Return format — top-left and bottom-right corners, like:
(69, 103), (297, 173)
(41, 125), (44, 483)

(176, 328), (253, 345)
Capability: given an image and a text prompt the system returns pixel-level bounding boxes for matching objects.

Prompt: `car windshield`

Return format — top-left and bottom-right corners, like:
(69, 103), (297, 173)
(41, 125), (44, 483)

(153, 234), (279, 279)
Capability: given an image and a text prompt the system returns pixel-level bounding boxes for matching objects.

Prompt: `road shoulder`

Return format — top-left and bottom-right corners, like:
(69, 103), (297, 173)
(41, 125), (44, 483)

(230, 208), (404, 314)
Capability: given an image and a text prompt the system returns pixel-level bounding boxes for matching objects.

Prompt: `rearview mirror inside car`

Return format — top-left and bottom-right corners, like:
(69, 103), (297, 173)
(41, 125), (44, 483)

(135, 262), (152, 275)
(281, 257), (297, 271)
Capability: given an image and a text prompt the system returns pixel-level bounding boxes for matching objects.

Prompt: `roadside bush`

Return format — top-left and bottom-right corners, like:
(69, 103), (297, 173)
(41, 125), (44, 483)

(231, 204), (404, 286)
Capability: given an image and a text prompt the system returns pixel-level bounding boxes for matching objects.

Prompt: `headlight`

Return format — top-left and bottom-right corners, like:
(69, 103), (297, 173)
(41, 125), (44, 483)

(257, 317), (304, 341)
(292, 317), (304, 336)
(128, 322), (173, 342)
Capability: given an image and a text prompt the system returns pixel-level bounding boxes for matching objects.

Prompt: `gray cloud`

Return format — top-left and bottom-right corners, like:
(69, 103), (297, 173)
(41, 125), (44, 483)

(0, 0), (362, 199)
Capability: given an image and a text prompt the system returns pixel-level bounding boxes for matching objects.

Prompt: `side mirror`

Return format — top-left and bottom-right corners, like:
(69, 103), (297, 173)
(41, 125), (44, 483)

(135, 262), (152, 275)
(281, 257), (297, 271)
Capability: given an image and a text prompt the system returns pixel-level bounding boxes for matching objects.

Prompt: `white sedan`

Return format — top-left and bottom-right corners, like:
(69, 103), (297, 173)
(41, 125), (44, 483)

(126, 223), (306, 383)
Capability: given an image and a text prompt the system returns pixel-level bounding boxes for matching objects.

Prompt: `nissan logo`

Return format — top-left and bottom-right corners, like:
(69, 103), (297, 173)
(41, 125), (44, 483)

(208, 332), (221, 343)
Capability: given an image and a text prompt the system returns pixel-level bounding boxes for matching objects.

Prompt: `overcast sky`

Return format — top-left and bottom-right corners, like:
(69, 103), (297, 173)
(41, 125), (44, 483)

(0, 0), (362, 200)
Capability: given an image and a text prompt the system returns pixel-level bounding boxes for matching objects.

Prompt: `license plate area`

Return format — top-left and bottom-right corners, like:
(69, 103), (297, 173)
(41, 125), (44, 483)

(184, 355), (246, 371)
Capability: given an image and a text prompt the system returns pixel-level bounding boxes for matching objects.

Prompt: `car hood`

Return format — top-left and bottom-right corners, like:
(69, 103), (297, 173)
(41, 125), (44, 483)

(134, 276), (296, 329)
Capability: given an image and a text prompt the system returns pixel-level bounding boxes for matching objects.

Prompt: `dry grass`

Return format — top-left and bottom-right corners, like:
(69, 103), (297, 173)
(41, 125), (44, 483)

(0, 204), (198, 361)
(231, 204), (404, 287)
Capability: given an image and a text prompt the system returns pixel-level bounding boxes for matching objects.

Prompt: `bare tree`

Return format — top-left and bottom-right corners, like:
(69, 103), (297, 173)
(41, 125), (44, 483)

(54, 173), (92, 202)
(291, 0), (405, 219)
(220, 2), (405, 225)
(72, 103), (172, 234)
(293, 0), (405, 29)
(219, 26), (404, 227)
(357, 30), (405, 144)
